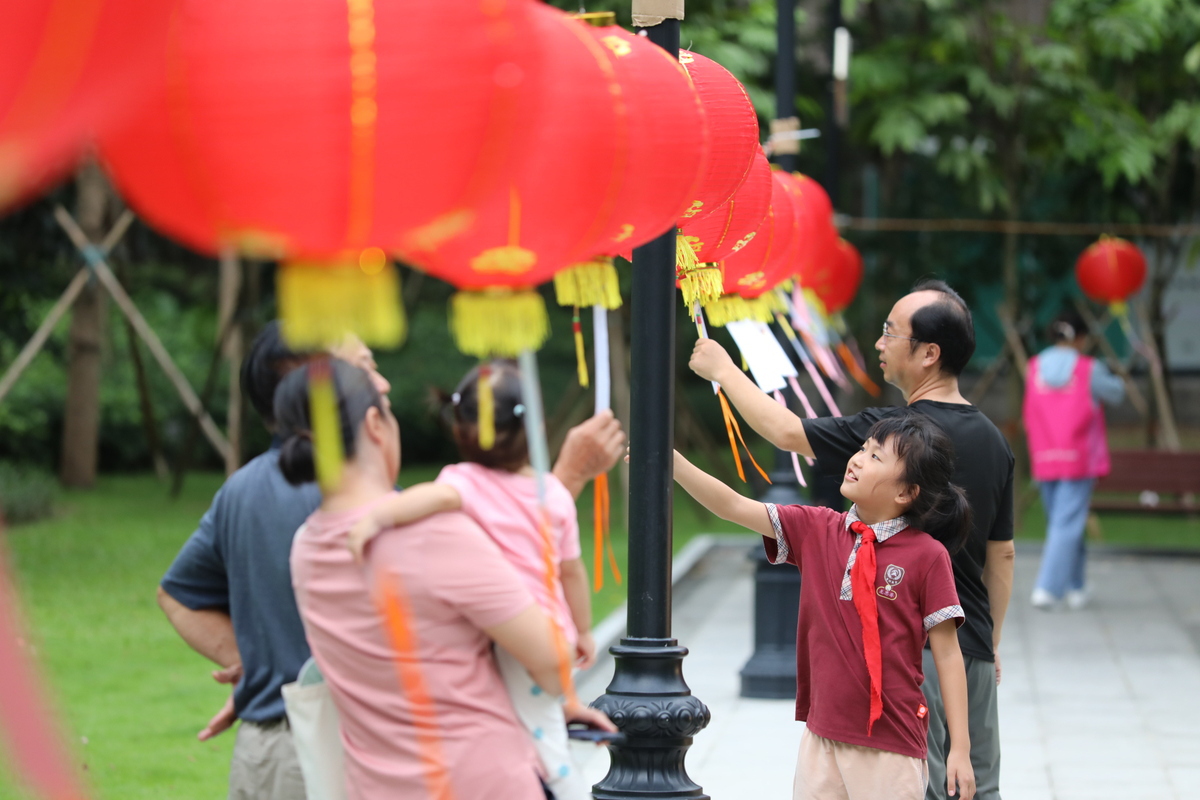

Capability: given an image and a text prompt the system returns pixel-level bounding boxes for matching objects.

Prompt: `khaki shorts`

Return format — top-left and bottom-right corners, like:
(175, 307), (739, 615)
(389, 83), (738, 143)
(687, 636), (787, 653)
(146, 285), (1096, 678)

(794, 729), (928, 800)
(228, 717), (308, 800)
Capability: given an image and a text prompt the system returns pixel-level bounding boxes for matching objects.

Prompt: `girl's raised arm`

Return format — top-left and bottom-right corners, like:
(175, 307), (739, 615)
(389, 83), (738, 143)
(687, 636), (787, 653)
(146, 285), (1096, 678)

(673, 450), (774, 538)
(348, 483), (462, 562)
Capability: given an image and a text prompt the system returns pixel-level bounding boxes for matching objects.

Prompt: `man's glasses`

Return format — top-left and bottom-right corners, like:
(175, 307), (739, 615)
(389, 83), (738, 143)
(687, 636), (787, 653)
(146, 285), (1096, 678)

(881, 322), (919, 343)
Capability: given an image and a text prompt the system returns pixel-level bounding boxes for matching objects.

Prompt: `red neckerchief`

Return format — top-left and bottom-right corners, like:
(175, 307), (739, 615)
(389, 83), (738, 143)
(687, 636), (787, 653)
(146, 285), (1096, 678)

(849, 519), (883, 735)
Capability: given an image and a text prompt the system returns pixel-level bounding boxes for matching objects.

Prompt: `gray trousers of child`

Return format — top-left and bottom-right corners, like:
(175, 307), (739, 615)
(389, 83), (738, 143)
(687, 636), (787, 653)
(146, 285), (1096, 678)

(921, 650), (1002, 800)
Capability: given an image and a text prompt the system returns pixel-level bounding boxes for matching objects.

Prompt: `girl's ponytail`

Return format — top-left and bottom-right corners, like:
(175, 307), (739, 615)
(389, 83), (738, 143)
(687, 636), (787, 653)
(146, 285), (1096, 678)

(278, 431), (317, 486)
(919, 482), (972, 556)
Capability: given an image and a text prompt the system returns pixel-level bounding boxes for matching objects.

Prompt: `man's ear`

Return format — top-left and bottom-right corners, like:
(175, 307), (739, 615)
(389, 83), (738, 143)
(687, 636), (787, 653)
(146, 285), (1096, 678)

(921, 342), (941, 369)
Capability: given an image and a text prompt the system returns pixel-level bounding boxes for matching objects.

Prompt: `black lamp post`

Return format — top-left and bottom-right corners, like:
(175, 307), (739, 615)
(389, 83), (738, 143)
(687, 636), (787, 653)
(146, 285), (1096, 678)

(588, 13), (711, 800)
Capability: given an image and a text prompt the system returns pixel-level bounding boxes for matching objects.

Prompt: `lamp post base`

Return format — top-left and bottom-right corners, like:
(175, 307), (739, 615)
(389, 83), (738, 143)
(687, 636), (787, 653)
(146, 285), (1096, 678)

(590, 638), (711, 799)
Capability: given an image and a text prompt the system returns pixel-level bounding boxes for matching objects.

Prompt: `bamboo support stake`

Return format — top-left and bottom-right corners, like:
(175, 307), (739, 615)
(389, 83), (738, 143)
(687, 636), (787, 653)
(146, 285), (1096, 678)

(1131, 300), (1182, 451)
(54, 206), (232, 463)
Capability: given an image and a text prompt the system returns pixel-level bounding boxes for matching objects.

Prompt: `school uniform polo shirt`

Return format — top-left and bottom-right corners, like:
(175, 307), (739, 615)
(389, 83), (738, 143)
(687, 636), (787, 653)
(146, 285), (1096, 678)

(763, 503), (963, 759)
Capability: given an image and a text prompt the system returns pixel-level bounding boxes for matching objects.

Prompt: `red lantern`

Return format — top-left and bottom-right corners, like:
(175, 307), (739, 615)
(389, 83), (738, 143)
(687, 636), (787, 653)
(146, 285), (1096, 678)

(100, 0), (544, 346)
(679, 149), (772, 265)
(1075, 237), (1146, 305)
(1, 0), (172, 209)
(675, 50), (759, 224)
(813, 238), (864, 314)
(705, 169), (798, 326)
(553, 15), (708, 311)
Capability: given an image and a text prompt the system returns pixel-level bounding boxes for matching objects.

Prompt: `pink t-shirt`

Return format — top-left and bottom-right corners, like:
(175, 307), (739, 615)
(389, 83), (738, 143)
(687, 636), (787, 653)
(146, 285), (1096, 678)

(437, 462), (581, 644)
(290, 499), (544, 800)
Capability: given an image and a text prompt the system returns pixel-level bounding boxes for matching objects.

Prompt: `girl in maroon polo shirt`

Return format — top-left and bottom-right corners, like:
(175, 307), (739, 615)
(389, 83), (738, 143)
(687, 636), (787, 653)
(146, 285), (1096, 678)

(673, 409), (976, 800)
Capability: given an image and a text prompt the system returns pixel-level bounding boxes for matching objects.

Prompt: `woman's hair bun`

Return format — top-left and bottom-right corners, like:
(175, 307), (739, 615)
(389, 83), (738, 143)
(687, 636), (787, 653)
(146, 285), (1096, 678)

(278, 431), (317, 486)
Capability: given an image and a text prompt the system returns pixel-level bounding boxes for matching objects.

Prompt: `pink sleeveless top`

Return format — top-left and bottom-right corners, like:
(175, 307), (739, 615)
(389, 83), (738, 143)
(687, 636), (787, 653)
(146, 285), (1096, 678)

(1023, 353), (1110, 481)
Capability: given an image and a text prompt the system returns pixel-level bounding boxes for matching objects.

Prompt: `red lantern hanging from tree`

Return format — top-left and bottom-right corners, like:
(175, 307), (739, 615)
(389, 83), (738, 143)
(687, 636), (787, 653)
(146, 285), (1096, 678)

(1, 0), (173, 210)
(672, 50), (760, 308)
(705, 169), (798, 326)
(100, 0), (543, 347)
(553, 13), (708, 312)
(1075, 236), (1147, 309)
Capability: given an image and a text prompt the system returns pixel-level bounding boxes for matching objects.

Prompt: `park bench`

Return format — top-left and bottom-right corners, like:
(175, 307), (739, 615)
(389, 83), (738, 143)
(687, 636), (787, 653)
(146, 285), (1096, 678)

(1092, 450), (1200, 513)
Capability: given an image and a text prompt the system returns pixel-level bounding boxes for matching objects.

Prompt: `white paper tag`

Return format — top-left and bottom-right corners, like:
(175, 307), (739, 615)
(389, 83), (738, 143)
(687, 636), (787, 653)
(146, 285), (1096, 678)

(592, 306), (611, 413)
(725, 319), (787, 393)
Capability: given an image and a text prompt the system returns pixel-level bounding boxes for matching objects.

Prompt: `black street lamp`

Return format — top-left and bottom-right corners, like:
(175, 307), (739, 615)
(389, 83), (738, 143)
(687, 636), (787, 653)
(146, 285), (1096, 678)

(588, 11), (711, 800)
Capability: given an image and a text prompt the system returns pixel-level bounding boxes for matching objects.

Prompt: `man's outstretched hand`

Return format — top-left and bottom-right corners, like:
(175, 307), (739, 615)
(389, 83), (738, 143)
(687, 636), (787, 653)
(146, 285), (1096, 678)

(689, 339), (736, 384)
(553, 409), (626, 499)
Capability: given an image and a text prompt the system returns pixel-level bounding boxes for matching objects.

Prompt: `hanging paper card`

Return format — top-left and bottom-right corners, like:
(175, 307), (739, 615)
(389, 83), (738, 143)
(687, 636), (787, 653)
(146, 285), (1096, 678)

(592, 305), (611, 413)
(725, 319), (787, 393)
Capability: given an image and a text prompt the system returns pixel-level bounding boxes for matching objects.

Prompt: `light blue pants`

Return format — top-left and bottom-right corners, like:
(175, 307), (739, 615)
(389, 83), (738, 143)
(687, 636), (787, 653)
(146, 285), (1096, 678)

(1034, 478), (1095, 599)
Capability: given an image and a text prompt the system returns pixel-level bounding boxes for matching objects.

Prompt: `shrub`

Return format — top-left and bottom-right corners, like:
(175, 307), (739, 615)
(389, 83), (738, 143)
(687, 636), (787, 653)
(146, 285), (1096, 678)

(0, 462), (59, 525)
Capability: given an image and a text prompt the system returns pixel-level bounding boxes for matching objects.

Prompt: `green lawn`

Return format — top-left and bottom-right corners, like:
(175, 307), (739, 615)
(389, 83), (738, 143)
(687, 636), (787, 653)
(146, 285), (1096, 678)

(0, 465), (734, 800)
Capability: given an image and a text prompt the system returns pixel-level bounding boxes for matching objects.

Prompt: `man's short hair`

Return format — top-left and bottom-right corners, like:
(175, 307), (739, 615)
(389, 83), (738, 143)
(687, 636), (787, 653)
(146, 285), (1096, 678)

(241, 321), (315, 425)
(909, 279), (975, 376)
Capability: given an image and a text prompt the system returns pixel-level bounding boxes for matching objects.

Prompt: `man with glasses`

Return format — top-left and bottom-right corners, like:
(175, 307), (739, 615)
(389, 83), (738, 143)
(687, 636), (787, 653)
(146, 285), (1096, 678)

(690, 279), (1013, 800)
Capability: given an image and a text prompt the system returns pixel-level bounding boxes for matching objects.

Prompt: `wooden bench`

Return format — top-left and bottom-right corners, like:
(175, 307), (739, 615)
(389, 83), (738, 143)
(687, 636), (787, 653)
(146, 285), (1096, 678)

(1092, 450), (1200, 513)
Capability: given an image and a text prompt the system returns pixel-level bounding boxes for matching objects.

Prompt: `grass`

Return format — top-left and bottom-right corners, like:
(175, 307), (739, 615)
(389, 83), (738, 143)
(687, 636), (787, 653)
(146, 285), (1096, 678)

(0, 464), (737, 800)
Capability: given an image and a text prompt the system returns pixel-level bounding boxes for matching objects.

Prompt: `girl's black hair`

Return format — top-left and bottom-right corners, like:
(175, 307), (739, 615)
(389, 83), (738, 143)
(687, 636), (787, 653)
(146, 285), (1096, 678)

(273, 358), (385, 486)
(444, 360), (528, 473)
(866, 408), (972, 554)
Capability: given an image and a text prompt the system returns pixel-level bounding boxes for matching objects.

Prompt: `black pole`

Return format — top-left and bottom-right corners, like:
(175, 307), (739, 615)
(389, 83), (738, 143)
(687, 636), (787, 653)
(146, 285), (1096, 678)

(589, 17), (710, 800)
(774, 0), (798, 175)
(824, 0), (844, 205)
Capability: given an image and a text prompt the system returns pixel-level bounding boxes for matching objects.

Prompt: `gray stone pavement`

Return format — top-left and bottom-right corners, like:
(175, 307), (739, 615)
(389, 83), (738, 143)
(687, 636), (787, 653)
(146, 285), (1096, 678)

(571, 540), (1200, 799)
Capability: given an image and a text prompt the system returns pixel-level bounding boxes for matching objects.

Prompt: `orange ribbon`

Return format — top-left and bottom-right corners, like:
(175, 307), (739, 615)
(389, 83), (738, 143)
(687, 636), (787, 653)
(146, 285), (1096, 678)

(534, 509), (580, 709)
(836, 342), (881, 397)
(592, 472), (621, 592)
(718, 389), (771, 484)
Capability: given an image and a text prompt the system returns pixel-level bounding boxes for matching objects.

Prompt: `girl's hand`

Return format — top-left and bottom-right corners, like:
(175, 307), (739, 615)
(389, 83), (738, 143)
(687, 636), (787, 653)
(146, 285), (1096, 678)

(347, 516), (383, 564)
(946, 748), (976, 799)
(575, 631), (597, 669)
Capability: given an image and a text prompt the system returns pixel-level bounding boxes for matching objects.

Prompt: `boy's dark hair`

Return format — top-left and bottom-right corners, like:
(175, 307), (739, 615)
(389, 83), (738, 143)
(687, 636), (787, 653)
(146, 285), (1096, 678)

(1048, 309), (1086, 344)
(867, 408), (972, 555)
(909, 279), (975, 376)
(241, 321), (316, 426)
(273, 358), (385, 485)
(444, 360), (528, 473)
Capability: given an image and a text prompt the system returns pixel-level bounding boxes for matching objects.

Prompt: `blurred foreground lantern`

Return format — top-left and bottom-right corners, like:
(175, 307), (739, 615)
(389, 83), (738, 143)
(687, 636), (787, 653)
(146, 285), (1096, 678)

(673, 50), (760, 307)
(100, 0), (543, 348)
(1075, 236), (1147, 311)
(553, 13), (707, 311)
(1, 0), (172, 209)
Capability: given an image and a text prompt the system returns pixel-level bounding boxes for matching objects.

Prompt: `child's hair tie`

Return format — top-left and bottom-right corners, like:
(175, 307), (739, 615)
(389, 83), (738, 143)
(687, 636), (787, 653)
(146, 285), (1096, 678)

(513, 403), (526, 418)
(451, 392), (462, 405)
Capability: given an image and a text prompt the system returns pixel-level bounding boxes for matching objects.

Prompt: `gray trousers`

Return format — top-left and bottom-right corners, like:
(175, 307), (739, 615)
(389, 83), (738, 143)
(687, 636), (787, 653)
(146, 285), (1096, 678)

(921, 650), (1002, 800)
(229, 717), (308, 800)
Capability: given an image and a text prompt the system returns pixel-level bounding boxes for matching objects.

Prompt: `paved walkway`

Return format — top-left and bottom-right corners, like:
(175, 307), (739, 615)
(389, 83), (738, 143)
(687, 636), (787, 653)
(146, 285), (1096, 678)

(572, 541), (1200, 799)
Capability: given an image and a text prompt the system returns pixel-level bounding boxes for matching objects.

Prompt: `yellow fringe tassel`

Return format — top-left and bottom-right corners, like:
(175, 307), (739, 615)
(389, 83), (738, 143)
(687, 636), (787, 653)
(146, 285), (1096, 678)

(572, 308), (589, 388)
(677, 233), (724, 308)
(718, 389), (771, 485)
(308, 359), (345, 492)
(554, 257), (622, 309)
(278, 258), (407, 349)
(703, 294), (777, 327)
(477, 363), (495, 450)
(449, 289), (550, 358)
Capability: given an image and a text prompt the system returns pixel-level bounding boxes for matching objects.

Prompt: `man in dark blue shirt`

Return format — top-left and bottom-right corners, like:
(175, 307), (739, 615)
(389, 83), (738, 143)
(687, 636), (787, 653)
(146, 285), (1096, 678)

(158, 325), (625, 799)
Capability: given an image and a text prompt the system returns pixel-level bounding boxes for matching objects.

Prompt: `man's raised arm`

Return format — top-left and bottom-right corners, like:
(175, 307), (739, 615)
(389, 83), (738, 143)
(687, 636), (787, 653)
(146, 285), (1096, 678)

(688, 338), (814, 458)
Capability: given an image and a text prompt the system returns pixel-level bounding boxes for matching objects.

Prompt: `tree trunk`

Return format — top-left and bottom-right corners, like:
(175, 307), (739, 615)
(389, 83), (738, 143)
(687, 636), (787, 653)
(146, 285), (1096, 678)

(59, 164), (111, 487)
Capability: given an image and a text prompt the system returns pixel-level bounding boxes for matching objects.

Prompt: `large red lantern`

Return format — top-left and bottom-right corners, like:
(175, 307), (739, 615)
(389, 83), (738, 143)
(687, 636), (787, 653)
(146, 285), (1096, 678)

(705, 169), (798, 326)
(815, 238), (864, 314)
(679, 150), (772, 266)
(1075, 237), (1147, 306)
(553, 14), (708, 311)
(100, 0), (543, 346)
(1, 0), (172, 209)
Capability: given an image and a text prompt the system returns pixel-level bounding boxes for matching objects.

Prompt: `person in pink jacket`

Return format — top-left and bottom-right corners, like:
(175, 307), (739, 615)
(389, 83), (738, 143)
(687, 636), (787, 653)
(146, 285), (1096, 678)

(1022, 311), (1124, 610)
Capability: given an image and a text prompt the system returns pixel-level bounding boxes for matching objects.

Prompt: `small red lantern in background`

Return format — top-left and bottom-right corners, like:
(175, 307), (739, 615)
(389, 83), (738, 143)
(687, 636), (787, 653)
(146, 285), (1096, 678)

(813, 238), (864, 315)
(787, 172), (840, 292)
(101, 0), (544, 348)
(553, 14), (708, 312)
(1075, 237), (1147, 308)
(1, 0), (173, 210)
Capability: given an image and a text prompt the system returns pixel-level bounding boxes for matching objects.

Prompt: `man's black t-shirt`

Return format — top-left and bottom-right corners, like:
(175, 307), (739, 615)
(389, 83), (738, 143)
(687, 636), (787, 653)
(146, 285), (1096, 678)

(802, 400), (1014, 662)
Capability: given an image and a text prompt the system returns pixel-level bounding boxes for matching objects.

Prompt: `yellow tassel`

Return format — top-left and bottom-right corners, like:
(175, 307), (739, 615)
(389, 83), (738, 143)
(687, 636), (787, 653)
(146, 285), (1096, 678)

(308, 359), (345, 492)
(278, 256), (407, 349)
(703, 294), (771, 327)
(554, 257), (622, 309)
(449, 288), (550, 358)
(477, 363), (495, 450)
(761, 289), (788, 314)
(676, 232), (725, 308)
(572, 307), (589, 388)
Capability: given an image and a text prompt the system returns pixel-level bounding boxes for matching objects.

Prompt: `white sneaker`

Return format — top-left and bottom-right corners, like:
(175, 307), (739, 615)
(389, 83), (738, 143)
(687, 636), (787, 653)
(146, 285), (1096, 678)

(1065, 588), (1090, 610)
(1030, 588), (1059, 610)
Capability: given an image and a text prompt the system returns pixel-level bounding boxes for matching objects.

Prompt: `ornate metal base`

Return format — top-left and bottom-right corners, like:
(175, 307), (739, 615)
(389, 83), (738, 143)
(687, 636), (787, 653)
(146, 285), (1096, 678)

(589, 638), (711, 799)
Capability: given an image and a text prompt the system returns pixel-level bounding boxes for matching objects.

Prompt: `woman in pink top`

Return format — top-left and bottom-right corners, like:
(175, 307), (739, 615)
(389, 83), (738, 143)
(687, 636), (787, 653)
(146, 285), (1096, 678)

(274, 359), (605, 800)
(347, 360), (606, 800)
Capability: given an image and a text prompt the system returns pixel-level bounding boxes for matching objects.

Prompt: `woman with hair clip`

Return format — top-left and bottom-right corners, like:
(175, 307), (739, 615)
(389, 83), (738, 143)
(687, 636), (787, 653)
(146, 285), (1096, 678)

(274, 359), (609, 800)
(1023, 311), (1125, 610)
